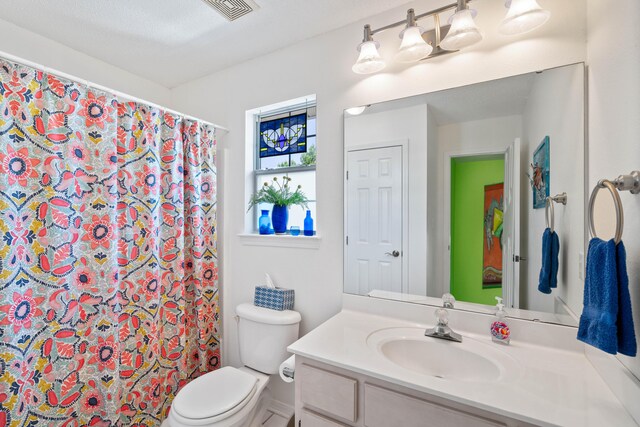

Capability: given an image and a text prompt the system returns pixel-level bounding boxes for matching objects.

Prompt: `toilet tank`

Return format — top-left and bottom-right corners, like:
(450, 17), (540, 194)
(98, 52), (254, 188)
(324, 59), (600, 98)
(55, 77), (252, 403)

(236, 303), (301, 374)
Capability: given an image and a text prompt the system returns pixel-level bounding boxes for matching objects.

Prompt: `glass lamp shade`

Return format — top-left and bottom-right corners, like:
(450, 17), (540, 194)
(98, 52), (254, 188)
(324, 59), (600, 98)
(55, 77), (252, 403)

(352, 40), (386, 74)
(396, 26), (433, 63)
(499, 0), (550, 35)
(439, 9), (483, 51)
(345, 106), (367, 116)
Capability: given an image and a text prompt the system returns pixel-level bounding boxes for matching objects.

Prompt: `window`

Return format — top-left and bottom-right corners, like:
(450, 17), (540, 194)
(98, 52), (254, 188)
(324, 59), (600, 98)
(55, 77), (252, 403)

(252, 101), (317, 234)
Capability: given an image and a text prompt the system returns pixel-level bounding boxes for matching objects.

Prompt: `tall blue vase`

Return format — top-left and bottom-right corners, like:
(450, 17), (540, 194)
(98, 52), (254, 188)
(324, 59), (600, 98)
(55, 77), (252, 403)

(271, 205), (289, 234)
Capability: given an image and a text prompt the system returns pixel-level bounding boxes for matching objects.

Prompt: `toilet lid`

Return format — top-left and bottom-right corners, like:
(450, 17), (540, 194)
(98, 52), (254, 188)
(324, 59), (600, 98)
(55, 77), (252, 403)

(173, 367), (258, 420)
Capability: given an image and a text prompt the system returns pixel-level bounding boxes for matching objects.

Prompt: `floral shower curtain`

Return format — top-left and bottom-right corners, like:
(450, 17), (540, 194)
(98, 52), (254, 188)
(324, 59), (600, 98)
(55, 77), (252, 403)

(0, 59), (220, 426)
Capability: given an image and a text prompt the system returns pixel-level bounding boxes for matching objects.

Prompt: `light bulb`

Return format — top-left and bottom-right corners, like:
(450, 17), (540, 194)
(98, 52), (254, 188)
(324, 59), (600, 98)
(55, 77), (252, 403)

(352, 40), (386, 74)
(345, 106), (367, 116)
(499, 0), (550, 35)
(439, 8), (483, 51)
(396, 26), (433, 63)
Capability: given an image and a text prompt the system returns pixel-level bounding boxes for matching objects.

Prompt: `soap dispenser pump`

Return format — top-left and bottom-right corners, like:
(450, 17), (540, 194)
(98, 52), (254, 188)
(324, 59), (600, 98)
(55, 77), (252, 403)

(491, 297), (511, 345)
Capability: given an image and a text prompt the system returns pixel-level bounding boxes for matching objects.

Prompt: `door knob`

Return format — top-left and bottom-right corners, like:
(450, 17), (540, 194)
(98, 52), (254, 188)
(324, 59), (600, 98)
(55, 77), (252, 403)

(385, 250), (400, 258)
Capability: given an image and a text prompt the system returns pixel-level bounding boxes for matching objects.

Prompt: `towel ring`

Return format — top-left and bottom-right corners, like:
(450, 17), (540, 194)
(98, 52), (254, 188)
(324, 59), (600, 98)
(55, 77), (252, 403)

(588, 172), (640, 244)
(545, 192), (567, 233)
(588, 180), (624, 244)
(545, 198), (553, 232)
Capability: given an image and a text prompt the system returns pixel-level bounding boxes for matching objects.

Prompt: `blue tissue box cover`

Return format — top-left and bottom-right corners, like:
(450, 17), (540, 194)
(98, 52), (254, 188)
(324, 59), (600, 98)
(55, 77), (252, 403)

(254, 286), (295, 311)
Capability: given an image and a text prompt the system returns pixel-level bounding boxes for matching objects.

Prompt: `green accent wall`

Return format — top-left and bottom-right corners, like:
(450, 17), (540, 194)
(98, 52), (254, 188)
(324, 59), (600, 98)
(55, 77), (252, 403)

(450, 157), (505, 306)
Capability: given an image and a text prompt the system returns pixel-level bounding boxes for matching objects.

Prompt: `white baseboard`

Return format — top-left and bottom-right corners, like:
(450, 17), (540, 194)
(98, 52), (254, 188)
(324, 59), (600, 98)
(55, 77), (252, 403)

(255, 399), (294, 427)
(266, 399), (294, 420)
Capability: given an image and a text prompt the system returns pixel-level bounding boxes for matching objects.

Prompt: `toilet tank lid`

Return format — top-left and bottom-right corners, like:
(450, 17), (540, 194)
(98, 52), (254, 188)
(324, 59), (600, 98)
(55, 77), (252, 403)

(236, 303), (301, 325)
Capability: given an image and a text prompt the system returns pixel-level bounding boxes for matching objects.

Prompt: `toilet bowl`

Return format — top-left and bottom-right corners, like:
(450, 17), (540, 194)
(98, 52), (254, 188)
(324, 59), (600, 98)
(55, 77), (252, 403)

(165, 367), (270, 427)
(164, 304), (301, 427)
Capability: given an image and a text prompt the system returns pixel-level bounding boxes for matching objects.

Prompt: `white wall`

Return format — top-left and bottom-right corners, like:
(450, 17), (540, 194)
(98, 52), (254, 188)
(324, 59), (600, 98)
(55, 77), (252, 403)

(587, 0), (640, 388)
(433, 115), (523, 298)
(344, 104), (428, 295)
(522, 65), (585, 314)
(0, 18), (171, 106)
(170, 0), (587, 404)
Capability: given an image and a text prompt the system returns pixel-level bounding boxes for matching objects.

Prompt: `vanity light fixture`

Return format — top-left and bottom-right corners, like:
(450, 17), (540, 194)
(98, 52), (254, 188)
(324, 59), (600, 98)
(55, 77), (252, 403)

(352, 25), (386, 74)
(499, 0), (551, 35)
(439, 1), (483, 51)
(396, 9), (433, 63)
(352, 0), (550, 75)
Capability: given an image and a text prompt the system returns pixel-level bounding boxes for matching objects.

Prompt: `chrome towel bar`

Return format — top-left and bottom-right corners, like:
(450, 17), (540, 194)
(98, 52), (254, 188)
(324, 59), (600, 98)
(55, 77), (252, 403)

(545, 192), (567, 233)
(588, 171), (640, 244)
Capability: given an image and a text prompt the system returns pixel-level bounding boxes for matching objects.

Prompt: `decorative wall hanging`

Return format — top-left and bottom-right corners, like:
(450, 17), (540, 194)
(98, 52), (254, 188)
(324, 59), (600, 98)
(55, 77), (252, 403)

(483, 183), (504, 287)
(259, 112), (307, 158)
(530, 136), (550, 209)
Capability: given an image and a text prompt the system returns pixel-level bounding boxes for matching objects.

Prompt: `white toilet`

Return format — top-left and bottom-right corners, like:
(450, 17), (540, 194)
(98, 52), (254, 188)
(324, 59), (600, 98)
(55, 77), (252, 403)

(165, 303), (301, 427)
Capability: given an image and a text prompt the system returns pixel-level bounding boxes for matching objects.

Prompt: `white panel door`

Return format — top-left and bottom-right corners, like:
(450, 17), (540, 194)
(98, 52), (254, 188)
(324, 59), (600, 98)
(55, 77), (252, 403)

(502, 138), (521, 308)
(346, 146), (403, 294)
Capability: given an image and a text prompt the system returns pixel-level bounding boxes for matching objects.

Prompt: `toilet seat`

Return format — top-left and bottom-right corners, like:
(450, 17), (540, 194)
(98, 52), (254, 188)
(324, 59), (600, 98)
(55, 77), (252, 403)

(172, 367), (258, 423)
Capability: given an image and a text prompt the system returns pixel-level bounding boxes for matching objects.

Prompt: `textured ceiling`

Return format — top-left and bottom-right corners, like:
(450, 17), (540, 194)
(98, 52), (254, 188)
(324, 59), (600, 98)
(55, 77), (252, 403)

(1, 0), (413, 88)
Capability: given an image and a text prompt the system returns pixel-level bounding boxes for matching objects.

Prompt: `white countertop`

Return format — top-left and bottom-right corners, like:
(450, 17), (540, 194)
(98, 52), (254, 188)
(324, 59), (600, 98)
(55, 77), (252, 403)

(288, 309), (637, 427)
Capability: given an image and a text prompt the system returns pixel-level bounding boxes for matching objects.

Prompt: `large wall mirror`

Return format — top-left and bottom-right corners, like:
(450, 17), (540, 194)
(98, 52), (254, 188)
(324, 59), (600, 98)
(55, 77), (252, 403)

(343, 63), (585, 326)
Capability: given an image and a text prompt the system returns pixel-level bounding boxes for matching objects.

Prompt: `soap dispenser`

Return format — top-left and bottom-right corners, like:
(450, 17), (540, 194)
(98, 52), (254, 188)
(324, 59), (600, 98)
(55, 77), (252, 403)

(491, 297), (511, 345)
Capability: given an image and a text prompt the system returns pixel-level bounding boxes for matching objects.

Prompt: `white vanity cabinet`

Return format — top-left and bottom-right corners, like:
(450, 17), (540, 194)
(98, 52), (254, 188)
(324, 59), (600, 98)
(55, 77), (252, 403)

(289, 309), (637, 426)
(294, 357), (536, 427)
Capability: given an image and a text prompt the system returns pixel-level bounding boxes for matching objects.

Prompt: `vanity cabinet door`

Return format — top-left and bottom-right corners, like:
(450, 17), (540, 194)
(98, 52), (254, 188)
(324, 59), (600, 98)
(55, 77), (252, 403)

(301, 409), (351, 427)
(363, 384), (505, 427)
(299, 363), (358, 423)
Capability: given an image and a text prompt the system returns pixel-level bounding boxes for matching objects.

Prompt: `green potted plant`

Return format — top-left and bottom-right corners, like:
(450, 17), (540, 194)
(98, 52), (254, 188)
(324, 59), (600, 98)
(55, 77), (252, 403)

(248, 176), (309, 234)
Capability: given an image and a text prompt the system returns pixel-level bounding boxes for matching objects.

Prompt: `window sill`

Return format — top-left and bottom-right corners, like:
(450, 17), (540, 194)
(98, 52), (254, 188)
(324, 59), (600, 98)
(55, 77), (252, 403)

(237, 233), (321, 249)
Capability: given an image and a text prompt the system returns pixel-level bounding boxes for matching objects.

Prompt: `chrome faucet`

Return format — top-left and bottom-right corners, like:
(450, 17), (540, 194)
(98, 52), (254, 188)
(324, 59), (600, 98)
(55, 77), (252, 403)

(425, 293), (462, 343)
(442, 292), (455, 309)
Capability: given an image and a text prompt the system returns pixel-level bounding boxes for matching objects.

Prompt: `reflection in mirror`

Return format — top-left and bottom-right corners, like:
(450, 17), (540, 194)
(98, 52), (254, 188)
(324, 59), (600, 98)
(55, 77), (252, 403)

(343, 63), (585, 326)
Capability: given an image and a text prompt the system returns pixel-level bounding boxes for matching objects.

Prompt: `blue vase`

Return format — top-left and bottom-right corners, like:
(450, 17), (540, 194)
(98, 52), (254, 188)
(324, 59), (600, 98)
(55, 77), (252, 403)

(258, 210), (271, 235)
(271, 205), (289, 234)
(304, 210), (314, 236)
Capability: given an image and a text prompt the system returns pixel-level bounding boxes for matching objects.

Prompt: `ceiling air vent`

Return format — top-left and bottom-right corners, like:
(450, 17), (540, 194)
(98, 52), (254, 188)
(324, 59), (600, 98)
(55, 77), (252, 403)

(201, 0), (260, 21)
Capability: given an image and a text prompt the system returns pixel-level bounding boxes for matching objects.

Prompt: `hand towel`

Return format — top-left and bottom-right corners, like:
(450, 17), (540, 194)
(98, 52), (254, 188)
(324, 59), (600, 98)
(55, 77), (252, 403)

(615, 242), (637, 357)
(550, 230), (560, 289)
(538, 228), (560, 294)
(577, 238), (637, 357)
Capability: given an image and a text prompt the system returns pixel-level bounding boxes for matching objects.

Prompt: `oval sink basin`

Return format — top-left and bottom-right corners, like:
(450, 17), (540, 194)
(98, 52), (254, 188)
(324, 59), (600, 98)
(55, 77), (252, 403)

(367, 327), (518, 383)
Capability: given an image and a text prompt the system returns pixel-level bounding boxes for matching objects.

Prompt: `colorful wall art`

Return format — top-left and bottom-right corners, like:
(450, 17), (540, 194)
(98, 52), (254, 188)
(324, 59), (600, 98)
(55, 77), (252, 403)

(531, 136), (550, 209)
(483, 183), (504, 287)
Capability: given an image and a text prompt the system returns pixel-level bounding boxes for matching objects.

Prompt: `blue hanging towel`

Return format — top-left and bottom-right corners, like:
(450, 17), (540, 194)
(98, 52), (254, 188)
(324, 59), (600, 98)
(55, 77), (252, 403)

(550, 230), (560, 289)
(577, 238), (637, 357)
(615, 242), (637, 357)
(538, 228), (560, 294)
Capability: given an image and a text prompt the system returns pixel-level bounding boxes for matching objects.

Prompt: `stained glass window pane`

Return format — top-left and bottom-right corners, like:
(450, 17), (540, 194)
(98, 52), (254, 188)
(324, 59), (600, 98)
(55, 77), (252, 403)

(307, 116), (316, 135)
(259, 113), (307, 158)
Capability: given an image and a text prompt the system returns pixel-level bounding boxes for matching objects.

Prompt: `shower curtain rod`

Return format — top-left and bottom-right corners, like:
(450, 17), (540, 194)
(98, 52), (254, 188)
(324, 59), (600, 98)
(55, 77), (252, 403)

(0, 50), (228, 133)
